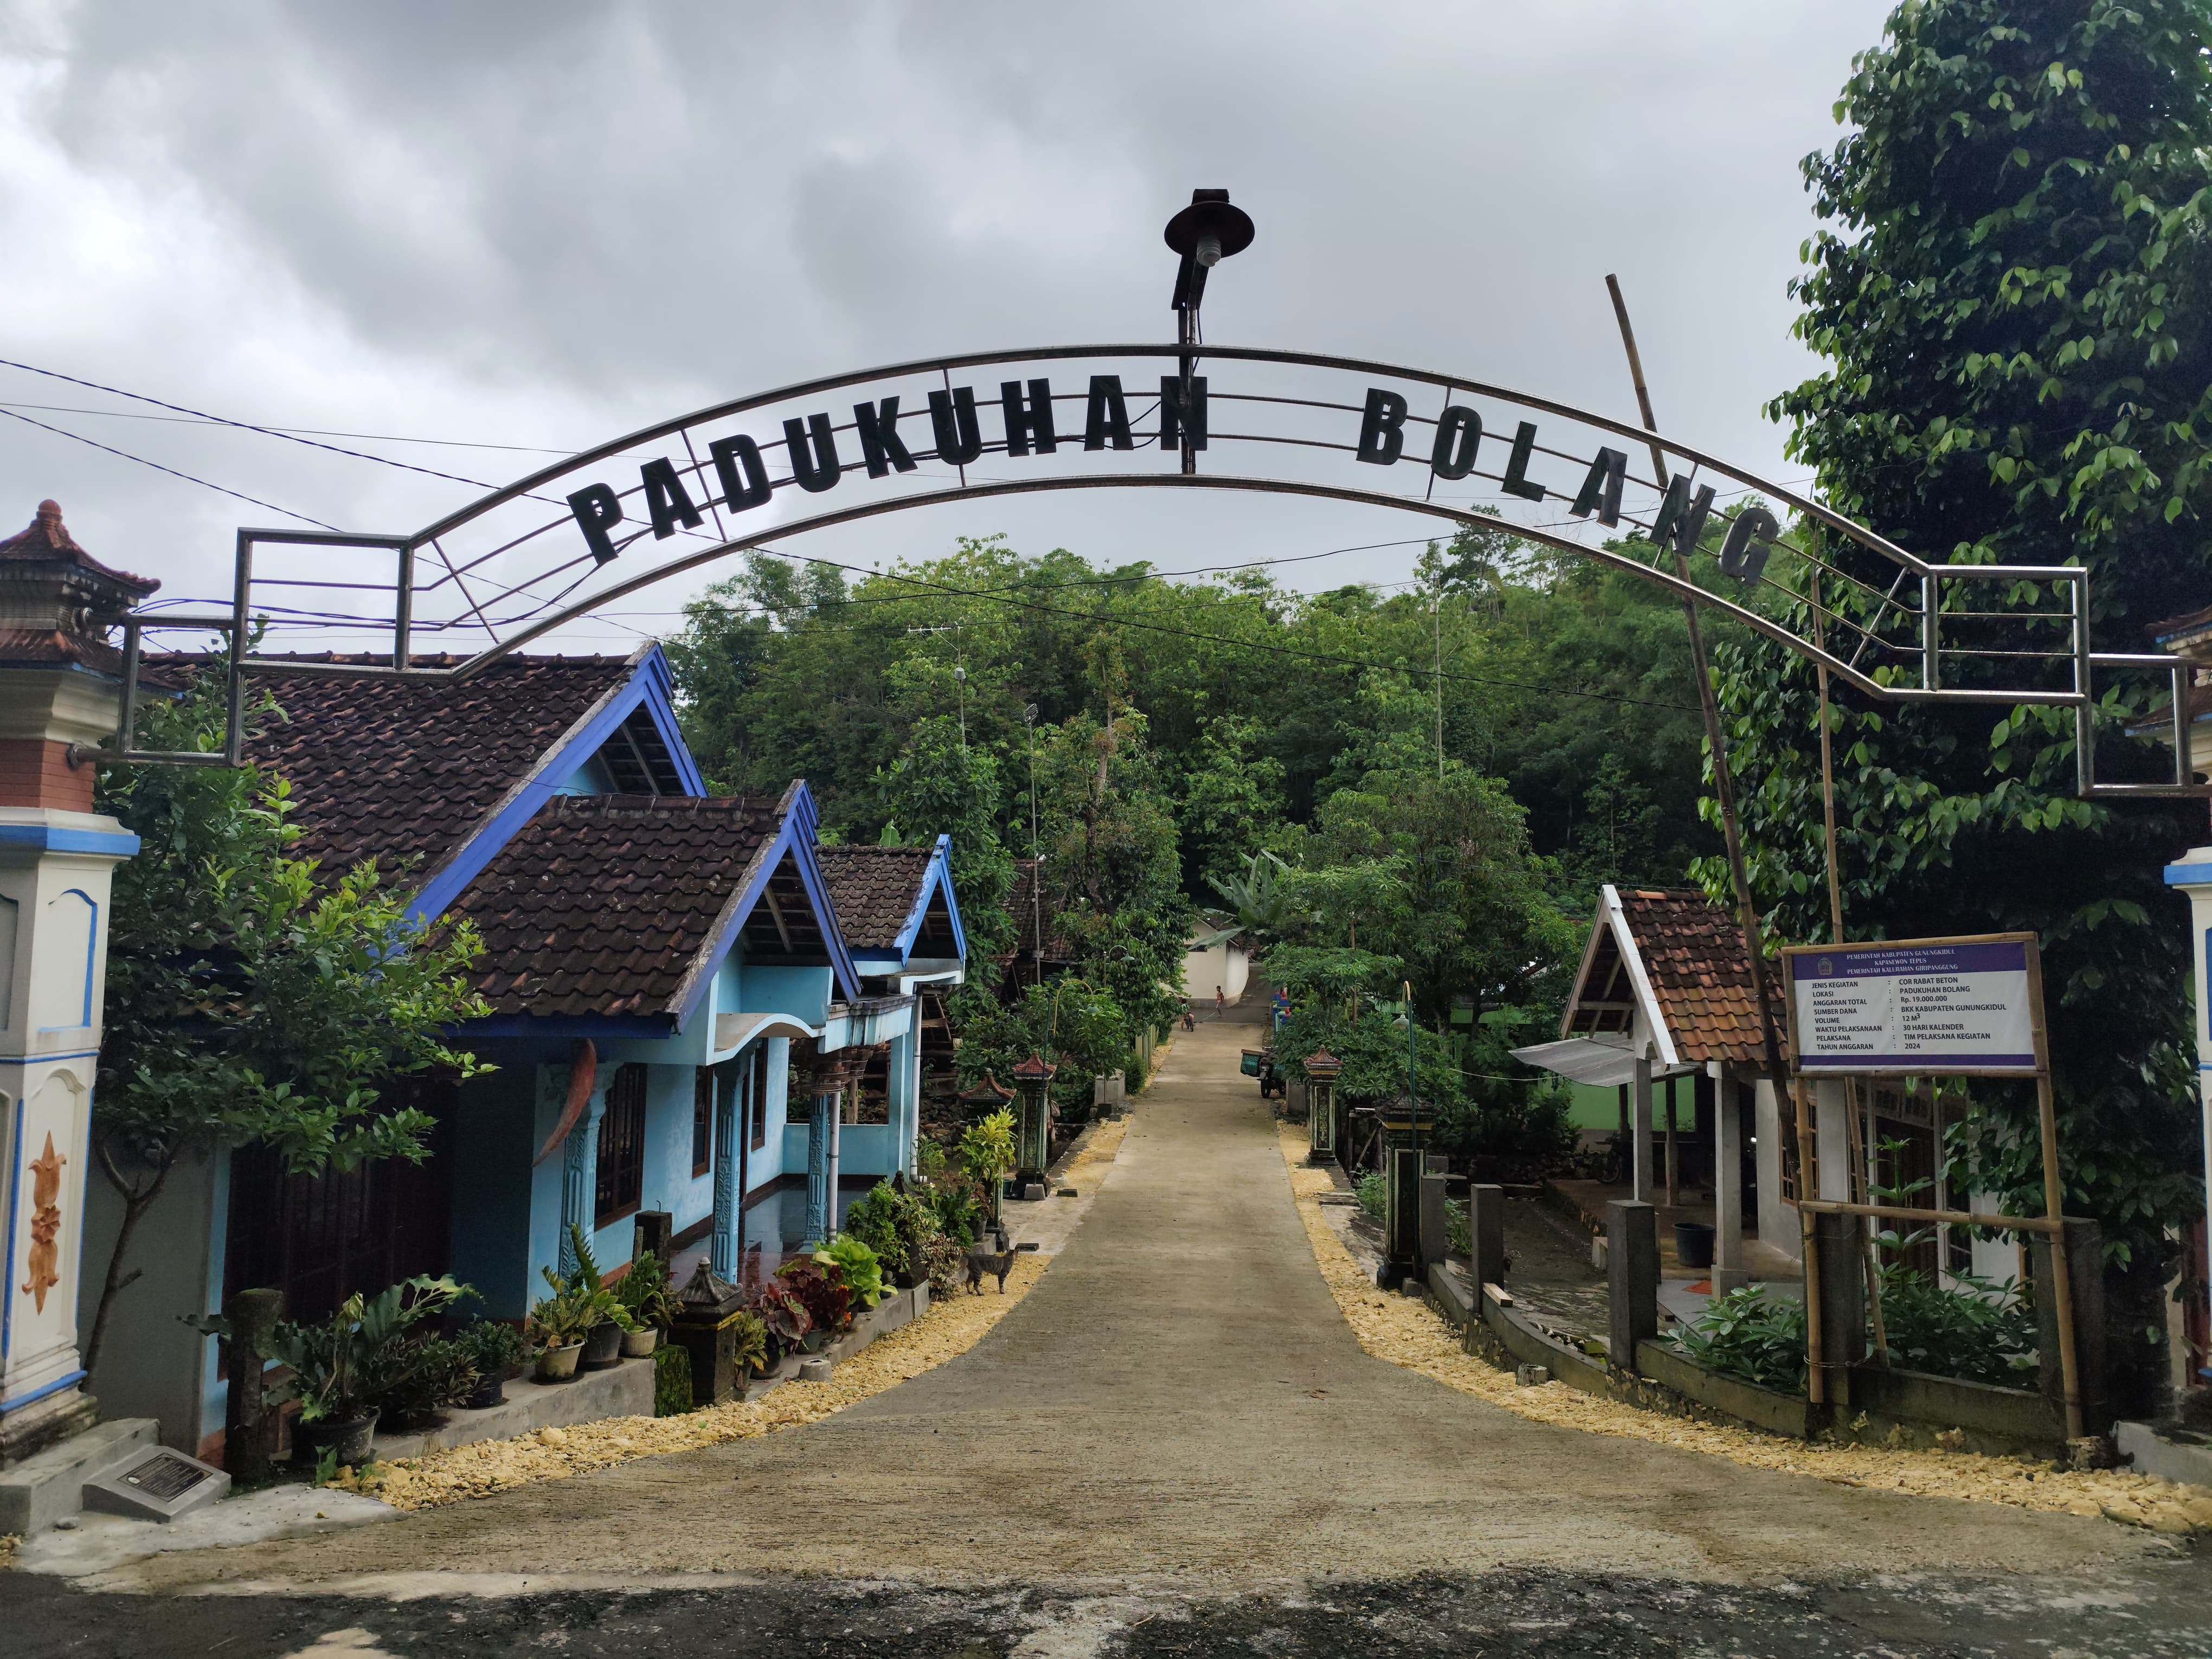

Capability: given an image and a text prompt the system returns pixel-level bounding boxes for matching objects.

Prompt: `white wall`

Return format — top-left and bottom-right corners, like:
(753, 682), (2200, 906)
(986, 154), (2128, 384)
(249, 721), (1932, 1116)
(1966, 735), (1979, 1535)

(1181, 938), (1250, 1006)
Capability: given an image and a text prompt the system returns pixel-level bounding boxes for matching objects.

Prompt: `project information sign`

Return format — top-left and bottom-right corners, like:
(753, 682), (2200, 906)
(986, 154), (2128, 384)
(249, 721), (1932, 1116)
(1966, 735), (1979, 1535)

(1783, 936), (2040, 1076)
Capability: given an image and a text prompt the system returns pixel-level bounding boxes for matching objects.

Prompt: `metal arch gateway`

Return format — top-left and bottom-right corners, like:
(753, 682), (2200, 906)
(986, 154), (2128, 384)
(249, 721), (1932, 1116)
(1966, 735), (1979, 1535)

(121, 340), (2198, 799)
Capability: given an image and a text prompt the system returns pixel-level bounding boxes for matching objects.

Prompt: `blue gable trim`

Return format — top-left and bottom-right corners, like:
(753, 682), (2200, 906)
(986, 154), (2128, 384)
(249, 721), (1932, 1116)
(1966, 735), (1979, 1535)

(409, 644), (706, 925)
(890, 834), (969, 963)
(671, 781), (860, 1032)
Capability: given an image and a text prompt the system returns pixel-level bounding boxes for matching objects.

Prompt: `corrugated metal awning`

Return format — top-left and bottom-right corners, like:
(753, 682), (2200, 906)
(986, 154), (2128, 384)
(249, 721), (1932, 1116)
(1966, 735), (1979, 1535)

(1510, 1037), (1698, 1088)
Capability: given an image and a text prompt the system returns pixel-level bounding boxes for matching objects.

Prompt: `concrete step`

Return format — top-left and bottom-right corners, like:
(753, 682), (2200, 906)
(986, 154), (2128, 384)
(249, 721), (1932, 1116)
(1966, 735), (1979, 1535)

(0, 1417), (159, 1536)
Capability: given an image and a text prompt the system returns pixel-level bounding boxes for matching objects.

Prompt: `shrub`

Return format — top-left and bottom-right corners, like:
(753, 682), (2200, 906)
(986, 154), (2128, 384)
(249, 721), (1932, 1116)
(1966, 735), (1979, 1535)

(653, 1343), (693, 1417)
(1877, 1268), (2038, 1388)
(775, 1258), (851, 1334)
(960, 1108), (1017, 1192)
(1668, 1286), (1808, 1396)
(920, 1233), (968, 1300)
(844, 1179), (950, 1281)
(818, 1236), (885, 1310)
(371, 1336), (478, 1430)
(928, 1181), (981, 1247)
(1445, 1197), (1471, 1260)
(1354, 1171), (1386, 1223)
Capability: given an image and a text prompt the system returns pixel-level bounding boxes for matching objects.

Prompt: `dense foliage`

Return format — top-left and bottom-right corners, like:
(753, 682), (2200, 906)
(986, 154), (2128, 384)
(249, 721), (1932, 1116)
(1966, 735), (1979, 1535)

(1713, 0), (2212, 1414)
(667, 535), (1699, 1152)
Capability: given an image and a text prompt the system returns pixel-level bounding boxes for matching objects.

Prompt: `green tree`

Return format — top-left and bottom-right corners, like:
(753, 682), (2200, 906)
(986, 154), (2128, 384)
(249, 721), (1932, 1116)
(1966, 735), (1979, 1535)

(1173, 715), (1288, 897)
(90, 672), (492, 1372)
(1722, 0), (2212, 1413)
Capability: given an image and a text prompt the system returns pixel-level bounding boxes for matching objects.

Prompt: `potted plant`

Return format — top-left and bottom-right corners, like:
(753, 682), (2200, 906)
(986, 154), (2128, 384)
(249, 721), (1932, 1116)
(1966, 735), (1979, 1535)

(530, 1228), (623, 1381)
(726, 1307), (768, 1399)
(750, 1279), (811, 1371)
(190, 1274), (473, 1468)
(614, 1247), (674, 1358)
(816, 1235), (885, 1311)
(455, 1320), (529, 1409)
(369, 1335), (480, 1432)
(774, 1257), (851, 1347)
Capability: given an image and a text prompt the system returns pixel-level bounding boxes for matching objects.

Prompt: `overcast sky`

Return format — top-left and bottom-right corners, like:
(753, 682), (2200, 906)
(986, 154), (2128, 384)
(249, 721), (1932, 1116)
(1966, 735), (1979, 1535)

(0, 1), (1894, 652)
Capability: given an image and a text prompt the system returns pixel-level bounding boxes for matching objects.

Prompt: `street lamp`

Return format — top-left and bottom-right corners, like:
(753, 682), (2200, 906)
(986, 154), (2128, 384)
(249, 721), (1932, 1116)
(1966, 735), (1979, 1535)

(1162, 189), (1255, 476)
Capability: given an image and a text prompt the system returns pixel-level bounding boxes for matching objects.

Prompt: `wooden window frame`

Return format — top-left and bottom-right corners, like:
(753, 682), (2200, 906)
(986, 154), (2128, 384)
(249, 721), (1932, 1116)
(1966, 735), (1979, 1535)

(596, 1063), (648, 1227)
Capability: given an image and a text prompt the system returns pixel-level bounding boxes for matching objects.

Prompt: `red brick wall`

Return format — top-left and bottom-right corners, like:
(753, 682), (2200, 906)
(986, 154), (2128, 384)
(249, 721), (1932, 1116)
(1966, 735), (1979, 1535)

(0, 738), (94, 811)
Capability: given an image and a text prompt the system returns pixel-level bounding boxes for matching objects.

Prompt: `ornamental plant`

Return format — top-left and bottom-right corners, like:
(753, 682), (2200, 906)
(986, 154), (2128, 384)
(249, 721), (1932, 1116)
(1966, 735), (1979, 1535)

(816, 1235), (885, 1310)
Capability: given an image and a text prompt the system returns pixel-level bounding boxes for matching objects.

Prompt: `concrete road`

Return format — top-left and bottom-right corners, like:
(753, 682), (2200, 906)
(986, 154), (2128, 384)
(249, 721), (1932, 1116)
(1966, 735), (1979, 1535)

(8, 1015), (2212, 1655)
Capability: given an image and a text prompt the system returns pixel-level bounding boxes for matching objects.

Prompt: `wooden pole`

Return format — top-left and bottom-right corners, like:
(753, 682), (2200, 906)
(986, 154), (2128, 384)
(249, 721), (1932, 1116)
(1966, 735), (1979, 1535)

(2024, 943), (2086, 1441)
(1604, 276), (1795, 1116)
(1846, 1079), (1892, 1365)
(1806, 556), (1848, 948)
(1792, 1076), (1827, 1404)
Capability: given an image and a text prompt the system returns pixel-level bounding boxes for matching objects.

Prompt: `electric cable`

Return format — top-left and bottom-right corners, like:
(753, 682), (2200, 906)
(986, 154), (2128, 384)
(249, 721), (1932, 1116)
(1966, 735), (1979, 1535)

(0, 406), (337, 530)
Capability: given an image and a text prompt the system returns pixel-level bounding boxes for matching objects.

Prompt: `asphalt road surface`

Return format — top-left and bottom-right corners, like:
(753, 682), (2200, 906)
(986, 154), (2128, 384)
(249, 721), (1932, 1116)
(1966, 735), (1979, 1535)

(8, 1014), (2211, 1656)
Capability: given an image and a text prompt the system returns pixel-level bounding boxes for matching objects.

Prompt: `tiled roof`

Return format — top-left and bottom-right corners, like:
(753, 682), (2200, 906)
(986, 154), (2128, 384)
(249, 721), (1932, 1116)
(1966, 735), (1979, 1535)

(0, 500), (158, 674)
(445, 793), (783, 1019)
(816, 844), (932, 951)
(1615, 887), (1788, 1066)
(204, 651), (643, 880)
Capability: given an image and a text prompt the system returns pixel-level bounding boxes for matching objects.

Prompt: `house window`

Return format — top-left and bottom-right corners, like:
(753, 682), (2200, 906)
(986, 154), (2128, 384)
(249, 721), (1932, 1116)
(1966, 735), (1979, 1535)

(749, 1044), (769, 1149)
(596, 1064), (648, 1226)
(693, 1068), (714, 1177)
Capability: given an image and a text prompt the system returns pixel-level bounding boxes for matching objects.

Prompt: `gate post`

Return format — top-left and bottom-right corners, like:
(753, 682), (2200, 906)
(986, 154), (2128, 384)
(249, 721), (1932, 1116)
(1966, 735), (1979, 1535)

(0, 501), (152, 1468)
(1606, 1199), (1657, 1372)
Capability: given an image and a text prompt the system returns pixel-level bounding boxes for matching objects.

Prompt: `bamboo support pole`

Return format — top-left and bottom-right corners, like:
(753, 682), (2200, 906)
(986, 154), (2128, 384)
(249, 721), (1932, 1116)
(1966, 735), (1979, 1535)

(2024, 946), (2086, 1442)
(1792, 1076), (1827, 1404)
(1795, 1197), (2063, 1233)
(1844, 1079), (1891, 1365)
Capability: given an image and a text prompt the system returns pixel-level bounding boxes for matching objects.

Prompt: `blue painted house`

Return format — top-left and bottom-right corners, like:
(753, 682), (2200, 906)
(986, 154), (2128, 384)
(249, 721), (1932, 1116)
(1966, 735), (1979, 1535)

(81, 646), (964, 1458)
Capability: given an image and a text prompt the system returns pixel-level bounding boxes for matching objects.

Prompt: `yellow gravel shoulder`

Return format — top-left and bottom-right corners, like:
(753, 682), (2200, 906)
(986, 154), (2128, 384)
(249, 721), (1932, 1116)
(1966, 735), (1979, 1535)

(1276, 1124), (2212, 1536)
(338, 1253), (1052, 1511)
(338, 1117), (1134, 1513)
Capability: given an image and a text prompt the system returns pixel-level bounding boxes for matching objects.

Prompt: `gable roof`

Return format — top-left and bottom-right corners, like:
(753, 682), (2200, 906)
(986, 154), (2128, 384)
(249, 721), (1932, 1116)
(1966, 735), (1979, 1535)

(818, 845), (931, 950)
(817, 836), (967, 965)
(1561, 884), (1786, 1068)
(166, 645), (704, 915)
(445, 786), (856, 1025)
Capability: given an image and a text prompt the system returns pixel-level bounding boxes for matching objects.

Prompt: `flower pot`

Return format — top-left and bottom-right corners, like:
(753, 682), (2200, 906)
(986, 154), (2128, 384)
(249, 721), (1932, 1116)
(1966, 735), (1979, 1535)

(293, 1408), (379, 1468)
(620, 1326), (659, 1359)
(1674, 1221), (1716, 1270)
(462, 1372), (506, 1410)
(536, 1341), (584, 1382)
(800, 1329), (827, 1354)
(581, 1320), (625, 1371)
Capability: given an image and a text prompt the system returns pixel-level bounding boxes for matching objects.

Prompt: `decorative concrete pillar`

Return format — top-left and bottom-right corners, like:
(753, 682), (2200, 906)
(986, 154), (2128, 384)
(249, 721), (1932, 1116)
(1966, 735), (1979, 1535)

(1304, 1048), (1341, 1165)
(559, 1084), (607, 1276)
(0, 501), (153, 1467)
(1467, 1184), (1506, 1289)
(1011, 1052), (1056, 1188)
(1606, 1199), (1658, 1371)
(711, 1056), (743, 1280)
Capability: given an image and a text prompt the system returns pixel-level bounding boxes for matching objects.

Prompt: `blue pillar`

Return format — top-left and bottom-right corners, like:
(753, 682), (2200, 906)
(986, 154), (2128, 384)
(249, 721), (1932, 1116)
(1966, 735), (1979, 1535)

(560, 1085), (607, 1276)
(889, 1028), (918, 1177)
(805, 1089), (834, 1245)
(711, 1057), (743, 1279)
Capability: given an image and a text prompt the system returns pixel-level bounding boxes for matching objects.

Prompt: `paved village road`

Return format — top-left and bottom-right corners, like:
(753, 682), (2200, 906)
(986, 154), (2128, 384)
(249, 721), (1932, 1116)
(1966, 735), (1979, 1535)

(13, 1015), (2212, 1656)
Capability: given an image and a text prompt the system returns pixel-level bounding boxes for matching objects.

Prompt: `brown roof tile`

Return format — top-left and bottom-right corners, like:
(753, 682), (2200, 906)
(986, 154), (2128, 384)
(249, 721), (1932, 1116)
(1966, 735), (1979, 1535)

(816, 844), (933, 952)
(1615, 887), (1788, 1066)
(161, 651), (645, 880)
(445, 793), (783, 1020)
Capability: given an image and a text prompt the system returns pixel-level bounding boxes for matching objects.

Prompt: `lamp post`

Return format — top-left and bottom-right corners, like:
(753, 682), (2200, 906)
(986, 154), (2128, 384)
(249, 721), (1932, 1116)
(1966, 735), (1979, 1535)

(1011, 1051), (1057, 1195)
(1161, 189), (1255, 475)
